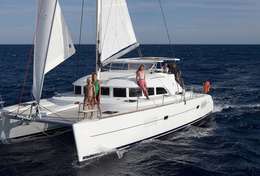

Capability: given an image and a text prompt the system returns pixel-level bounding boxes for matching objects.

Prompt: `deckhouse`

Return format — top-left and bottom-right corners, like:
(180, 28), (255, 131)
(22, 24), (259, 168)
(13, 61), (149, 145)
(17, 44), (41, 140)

(73, 57), (183, 99)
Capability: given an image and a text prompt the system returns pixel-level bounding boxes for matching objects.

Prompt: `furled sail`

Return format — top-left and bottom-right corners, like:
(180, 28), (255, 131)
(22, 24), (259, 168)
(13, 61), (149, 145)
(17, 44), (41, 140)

(33, 0), (75, 103)
(98, 0), (139, 66)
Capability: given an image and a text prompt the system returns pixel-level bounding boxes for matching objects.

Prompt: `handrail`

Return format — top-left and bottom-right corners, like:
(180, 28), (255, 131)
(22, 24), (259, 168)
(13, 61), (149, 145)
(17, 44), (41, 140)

(77, 102), (98, 120)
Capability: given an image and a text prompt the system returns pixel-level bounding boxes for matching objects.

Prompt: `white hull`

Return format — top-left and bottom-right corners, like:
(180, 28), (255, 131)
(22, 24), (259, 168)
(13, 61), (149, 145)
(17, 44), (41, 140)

(0, 117), (65, 141)
(73, 94), (213, 162)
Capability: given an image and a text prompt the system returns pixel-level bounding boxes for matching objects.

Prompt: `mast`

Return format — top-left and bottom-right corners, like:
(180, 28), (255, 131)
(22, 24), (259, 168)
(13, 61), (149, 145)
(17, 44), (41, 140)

(96, 0), (101, 78)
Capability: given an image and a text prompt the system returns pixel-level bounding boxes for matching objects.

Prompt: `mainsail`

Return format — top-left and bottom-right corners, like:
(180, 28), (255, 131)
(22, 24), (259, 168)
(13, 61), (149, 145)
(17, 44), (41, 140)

(97, 0), (139, 66)
(33, 0), (75, 103)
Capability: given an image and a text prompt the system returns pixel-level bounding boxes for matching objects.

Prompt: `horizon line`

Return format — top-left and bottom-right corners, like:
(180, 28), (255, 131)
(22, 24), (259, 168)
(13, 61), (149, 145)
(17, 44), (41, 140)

(0, 43), (260, 45)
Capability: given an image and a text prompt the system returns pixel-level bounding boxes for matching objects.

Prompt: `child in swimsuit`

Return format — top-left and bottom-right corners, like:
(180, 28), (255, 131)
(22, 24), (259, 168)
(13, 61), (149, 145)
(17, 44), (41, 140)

(84, 78), (95, 112)
(136, 64), (149, 99)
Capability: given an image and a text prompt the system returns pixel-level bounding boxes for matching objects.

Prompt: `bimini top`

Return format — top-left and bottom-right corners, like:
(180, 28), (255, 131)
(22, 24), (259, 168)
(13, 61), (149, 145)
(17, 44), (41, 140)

(103, 57), (181, 72)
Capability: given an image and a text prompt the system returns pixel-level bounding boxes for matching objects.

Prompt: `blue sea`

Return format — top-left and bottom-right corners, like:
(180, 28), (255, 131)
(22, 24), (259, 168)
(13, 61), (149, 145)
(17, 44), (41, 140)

(0, 45), (260, 176)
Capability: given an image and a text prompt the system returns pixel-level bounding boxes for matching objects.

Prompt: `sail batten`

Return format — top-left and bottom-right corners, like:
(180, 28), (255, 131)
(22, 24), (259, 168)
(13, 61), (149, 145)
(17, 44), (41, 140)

(33, 0), (75, 103)
(98, 0), (138, 65)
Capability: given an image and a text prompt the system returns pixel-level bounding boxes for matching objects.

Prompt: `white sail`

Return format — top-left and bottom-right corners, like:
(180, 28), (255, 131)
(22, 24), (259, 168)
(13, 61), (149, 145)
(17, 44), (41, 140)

(33, 0), (75, 103)
(98, 0), (139, 65)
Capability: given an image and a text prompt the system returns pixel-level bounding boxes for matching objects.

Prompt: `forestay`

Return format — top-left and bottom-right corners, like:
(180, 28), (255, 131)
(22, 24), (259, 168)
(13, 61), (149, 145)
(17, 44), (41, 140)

(33, 0), (75, 103)
(98, 0), (139, 65)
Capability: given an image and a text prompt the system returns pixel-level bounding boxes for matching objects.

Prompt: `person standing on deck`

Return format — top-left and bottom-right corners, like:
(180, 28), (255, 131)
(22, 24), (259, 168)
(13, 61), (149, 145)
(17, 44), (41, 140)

(163, 63), (169, 73)
(169, 63), (184, 89)
(92, 72), (102, 117)
(83, 78), (95, 118)
(136, 64), (149, 100)
(203, 80), (211, 94)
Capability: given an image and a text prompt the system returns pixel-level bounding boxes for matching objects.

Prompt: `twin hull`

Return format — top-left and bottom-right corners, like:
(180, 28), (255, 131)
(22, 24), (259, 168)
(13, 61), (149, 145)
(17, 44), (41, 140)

(73, 95), (213, 162)
(0, 117), (64, 140)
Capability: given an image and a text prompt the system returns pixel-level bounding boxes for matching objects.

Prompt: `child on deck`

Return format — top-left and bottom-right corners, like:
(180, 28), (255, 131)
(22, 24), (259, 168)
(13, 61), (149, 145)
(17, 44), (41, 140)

(84, 78), (95, 117)
(92, 72), (102, 117)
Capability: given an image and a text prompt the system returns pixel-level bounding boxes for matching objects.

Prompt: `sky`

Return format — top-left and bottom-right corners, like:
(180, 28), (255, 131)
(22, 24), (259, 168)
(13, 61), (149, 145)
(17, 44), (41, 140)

(0, 0), (260, 44)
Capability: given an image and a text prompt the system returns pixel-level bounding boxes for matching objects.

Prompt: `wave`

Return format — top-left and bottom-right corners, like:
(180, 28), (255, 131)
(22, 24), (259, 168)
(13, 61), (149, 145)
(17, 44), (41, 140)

(213, 103), (260, 113)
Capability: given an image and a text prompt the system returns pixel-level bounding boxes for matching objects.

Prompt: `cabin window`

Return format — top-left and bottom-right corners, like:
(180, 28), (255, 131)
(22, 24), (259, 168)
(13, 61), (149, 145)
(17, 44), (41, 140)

(113, 88), (127, 97)
(156, 87), (167, 95)
(74, 86), (81, 95)
(101, 87), (110, 96)
(148, 88), (155, 96)
(129, 88), (142, 97)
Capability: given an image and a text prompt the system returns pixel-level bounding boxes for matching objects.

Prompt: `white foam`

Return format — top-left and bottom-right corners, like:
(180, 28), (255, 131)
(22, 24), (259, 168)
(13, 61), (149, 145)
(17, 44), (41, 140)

(213, 104), (226, 112)
(230, 104), (260, 109)
(213, 103), (260, 113)
(116, 149), (128, 159)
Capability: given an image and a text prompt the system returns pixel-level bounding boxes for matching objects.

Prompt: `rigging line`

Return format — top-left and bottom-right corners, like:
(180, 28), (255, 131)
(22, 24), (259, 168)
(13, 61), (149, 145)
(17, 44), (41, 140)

(138, 46), (143, 57)
(16, 46), (34, 115)
(16, 106), (31, 116)
(39, 104), (63, 118)
(16, 1), (41, 115)
(157, 0), (186, 102)
(157, 0), (175, 58)
(75, 0), (86, 79)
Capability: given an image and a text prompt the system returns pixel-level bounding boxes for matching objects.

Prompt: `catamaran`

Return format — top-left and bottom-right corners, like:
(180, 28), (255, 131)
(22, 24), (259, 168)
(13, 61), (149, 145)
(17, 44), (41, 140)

(0, 0), (213, 163)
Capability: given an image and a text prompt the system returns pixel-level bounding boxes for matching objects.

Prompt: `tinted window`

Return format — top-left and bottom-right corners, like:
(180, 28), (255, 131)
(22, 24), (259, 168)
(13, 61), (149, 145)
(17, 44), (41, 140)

(113, 88), (127, 97)
(74, 86), (81, 95)
(101, 87), (110, 96)
(148, 88), (155, 95)
(156, 87), (167, 95)
(129, 88), (142, 97)
(156, 63), (162, 69)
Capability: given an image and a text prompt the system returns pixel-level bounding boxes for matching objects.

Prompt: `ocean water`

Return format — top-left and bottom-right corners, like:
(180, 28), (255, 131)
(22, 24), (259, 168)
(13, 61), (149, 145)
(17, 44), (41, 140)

(0, 45), (260, 176)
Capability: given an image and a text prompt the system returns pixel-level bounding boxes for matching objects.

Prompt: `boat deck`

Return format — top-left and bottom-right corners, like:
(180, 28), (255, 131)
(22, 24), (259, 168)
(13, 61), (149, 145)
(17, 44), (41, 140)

(1, 91), (203, 126)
